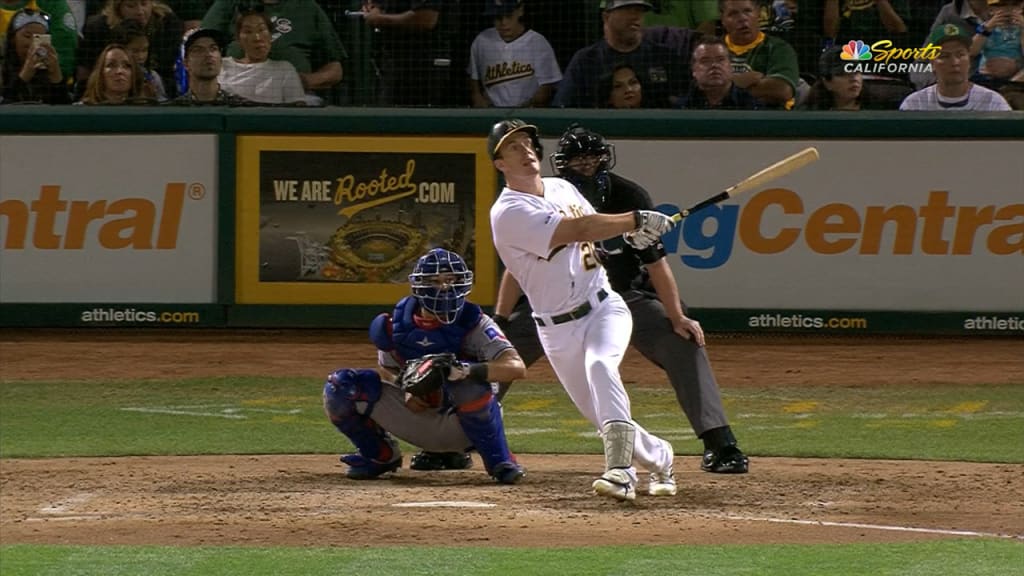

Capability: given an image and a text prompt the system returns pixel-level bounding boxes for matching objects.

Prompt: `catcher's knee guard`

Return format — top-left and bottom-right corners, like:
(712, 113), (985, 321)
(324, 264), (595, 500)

(323, 369), (399, 470)
(455, 392), (521, 483)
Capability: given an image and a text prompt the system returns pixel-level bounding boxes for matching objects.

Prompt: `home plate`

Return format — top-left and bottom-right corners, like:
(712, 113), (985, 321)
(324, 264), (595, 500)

(392, 501), (496, 508)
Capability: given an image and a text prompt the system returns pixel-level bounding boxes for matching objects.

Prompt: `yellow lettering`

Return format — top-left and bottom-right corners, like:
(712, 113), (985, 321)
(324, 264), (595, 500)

(862, 205), (917, 255)
(31, 186), (67, 249)
(157, 183), (185, 249)
(951, 205), (994, 255)
(0, 195), (29, 248)
(805, 204), (860, 254)
(987, 205), (1024, 255)
(65, 199), (108, 249)
(100, 198), (156, 249)
(739, 188), (802, 254)
(334, 160), (419, 218)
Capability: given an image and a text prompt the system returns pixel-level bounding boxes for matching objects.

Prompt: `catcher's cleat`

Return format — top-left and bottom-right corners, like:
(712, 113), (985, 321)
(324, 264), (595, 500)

(409, 450), (474, 471)
(490, 461), (525, 485)
(340, 453), (402, 480)
(592, 468), (636, 502)
(701, 445), (749, 474)
(648, 467), (677, 496)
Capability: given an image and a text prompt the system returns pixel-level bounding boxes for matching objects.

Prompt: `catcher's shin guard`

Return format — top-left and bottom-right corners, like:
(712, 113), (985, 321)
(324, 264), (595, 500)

(323, 369), (399, 475)
(455, 394), (522, 483)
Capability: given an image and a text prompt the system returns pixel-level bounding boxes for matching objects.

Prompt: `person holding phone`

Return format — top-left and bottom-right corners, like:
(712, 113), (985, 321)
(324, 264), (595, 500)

(1, 8), (70, 103)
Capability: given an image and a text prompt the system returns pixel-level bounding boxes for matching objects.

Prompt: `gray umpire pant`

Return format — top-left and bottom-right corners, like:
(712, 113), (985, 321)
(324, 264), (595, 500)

(501, 290), (729, 438)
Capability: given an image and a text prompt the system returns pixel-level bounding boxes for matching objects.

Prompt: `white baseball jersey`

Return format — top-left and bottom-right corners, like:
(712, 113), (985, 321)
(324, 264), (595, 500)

(468, 29), (562, 108)
(899, 84), (1012, 111)
(489, 177), (609, 316)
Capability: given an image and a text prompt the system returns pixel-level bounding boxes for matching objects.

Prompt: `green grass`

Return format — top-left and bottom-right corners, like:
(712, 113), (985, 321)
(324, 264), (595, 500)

(1, 376), (1022, 575)
(1, 378), (1022, 461)
(1, 541), (1022, 576)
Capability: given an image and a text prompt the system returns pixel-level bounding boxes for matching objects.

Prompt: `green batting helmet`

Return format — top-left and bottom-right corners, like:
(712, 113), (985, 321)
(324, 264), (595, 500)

(488, 119), (542, 160)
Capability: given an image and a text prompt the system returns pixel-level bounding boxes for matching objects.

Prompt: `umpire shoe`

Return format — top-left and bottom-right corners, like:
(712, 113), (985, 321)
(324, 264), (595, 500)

(701, 445), (749, 474)
(409, 450), (474, 471)
(592, 468), (636, 502)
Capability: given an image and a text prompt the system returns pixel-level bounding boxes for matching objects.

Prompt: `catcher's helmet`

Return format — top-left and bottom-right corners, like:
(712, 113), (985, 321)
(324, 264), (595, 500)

(488, 118), (542, 160)
(409, 248), (474, 324)
(551, 124), (616, 209)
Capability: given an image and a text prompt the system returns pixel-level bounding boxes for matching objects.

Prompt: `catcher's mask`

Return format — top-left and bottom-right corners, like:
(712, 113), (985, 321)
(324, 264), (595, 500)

(550, 124), (616, 210)
(409, 248), (474, 324)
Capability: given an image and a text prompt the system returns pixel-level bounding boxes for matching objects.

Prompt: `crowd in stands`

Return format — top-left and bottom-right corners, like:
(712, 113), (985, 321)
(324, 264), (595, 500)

(1, 0), (1021, 109)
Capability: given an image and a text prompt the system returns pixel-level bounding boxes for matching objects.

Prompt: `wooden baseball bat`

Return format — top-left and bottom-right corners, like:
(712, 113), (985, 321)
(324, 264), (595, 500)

(671, 147), (820, 222)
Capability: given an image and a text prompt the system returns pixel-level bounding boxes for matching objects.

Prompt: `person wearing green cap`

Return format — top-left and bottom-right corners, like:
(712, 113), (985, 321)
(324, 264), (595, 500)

(899, 22), (1012, 109)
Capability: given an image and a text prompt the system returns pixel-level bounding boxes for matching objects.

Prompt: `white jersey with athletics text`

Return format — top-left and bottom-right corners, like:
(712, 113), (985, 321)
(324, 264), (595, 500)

(468, 29), (562, 107)
(490, 177), (610, 315)
(899, 84), (1012, 111)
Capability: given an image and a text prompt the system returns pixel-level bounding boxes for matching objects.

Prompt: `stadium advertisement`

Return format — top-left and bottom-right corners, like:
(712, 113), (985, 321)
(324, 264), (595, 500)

(542, 139), (1024, 316)
(235, 135), (497, 304)
(0, 135), (218, 304)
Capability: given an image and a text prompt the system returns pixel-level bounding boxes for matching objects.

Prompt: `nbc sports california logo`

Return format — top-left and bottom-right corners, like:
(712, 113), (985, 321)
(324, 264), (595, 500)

(838, 39), (939, 74)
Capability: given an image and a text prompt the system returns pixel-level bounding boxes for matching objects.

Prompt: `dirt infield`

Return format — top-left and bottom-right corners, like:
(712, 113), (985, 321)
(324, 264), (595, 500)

(1, 330), (1023, 547)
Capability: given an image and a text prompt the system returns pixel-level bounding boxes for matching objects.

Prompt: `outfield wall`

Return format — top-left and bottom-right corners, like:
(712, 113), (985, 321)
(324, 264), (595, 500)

(1, 108), (1021, 335)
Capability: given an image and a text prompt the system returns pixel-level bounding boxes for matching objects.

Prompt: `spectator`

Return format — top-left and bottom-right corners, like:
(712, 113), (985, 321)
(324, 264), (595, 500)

(900, 22), (1012, 109)
(756, 0), (824, 83)
(645, 0), (718, 35)
(110, 19), (166, 100)
(218, 9), (305, 105)
(201, 0), (344, 97)
(554, 0), (693, 108)
(77, 43), (151, 103)
(79, 0), (183, 98)
(911, 0), (993, 89)
(467, 0), (561, 108)
(1, 0), (77, 82)
(169, 27), (253, 105)
(1, 7), (70, 103)
(361, 0), (459, 106)
(679, 35), (762, 109)
(824, 0), (915, 108)
(969, 0), (1023, 88)
(84, 0), (205, 30)
(801, 45), (865, 110)
(719, 0), (799, 108)
(601, 63), (643, 107)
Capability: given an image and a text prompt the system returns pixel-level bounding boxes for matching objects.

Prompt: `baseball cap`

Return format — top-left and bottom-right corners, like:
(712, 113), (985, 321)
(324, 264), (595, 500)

(926, 23), (972, 48)
(601, 0), (654, 11)
(483, 0), (522, 16)
(818, 46), (851, 77)
(183, 28), (227, 54)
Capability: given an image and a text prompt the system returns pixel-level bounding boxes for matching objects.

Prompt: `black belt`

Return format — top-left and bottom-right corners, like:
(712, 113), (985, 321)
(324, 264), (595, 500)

(535, 289), (608, 327)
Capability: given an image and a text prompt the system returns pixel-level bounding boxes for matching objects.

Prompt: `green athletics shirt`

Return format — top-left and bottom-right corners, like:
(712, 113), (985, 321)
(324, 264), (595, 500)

(201, 0), (346, 74)
(725, 32), (799, 107)
(1, 0), (77, 78)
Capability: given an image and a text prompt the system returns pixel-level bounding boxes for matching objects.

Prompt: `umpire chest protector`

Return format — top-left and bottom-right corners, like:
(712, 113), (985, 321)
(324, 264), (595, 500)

(370, 296), (482, 362)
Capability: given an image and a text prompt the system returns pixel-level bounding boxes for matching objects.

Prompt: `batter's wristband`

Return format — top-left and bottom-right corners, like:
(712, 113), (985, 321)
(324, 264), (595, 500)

(468, 362), (489, 382)
(632, 210), (643, 229)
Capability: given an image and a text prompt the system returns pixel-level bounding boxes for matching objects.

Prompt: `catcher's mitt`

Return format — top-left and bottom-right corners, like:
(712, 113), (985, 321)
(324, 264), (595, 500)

(396, 353), (458, 398)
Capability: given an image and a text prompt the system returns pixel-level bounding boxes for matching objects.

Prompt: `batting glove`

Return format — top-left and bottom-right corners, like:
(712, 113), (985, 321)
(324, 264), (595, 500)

(623, 229), (660, 250)
(633, 210), (675, 236)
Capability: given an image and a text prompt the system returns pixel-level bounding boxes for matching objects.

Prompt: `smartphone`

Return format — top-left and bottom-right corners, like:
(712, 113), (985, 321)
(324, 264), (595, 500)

(31, 33), (51, 55)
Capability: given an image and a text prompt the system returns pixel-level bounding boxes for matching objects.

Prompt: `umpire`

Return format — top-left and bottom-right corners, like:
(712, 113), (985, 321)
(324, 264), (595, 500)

(499, 124), (748, 474)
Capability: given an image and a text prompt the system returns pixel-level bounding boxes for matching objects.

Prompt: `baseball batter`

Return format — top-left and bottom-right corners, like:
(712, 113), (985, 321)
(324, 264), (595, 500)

(322, 248), (526, 484)
(487, 119), (678, 501)
(495, 124), (749, 474)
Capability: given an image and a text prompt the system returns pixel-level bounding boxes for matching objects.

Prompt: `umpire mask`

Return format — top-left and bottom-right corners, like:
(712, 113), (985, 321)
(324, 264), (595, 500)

(550, 124), (616, 210)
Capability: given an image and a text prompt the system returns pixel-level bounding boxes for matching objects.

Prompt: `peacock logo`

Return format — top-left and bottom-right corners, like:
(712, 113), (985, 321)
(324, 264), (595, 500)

(840, 40), (872, 61)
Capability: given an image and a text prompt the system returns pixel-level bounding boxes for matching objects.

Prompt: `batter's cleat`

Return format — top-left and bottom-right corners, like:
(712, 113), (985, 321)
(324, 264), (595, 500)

(490, 461), (526, 485)
(340, 452), (402, 480)
(701, 445), (749, 474)
(648, 466), (678, 496)
(592, 468), (636, 502)
(409, 450), (474, 471)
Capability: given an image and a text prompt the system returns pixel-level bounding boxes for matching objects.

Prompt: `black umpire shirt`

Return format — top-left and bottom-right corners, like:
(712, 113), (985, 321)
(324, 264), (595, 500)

(596, 172), (667, 294)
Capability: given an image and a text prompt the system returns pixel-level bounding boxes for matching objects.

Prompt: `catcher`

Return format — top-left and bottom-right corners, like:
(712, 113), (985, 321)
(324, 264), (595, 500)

(322, 248), (527, 484)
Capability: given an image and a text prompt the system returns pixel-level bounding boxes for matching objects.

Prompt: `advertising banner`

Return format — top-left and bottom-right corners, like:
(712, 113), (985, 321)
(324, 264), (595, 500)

(0, 135), (218, 303)
(540, 139), (1023, 315)
(235, 136), (496, 304)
